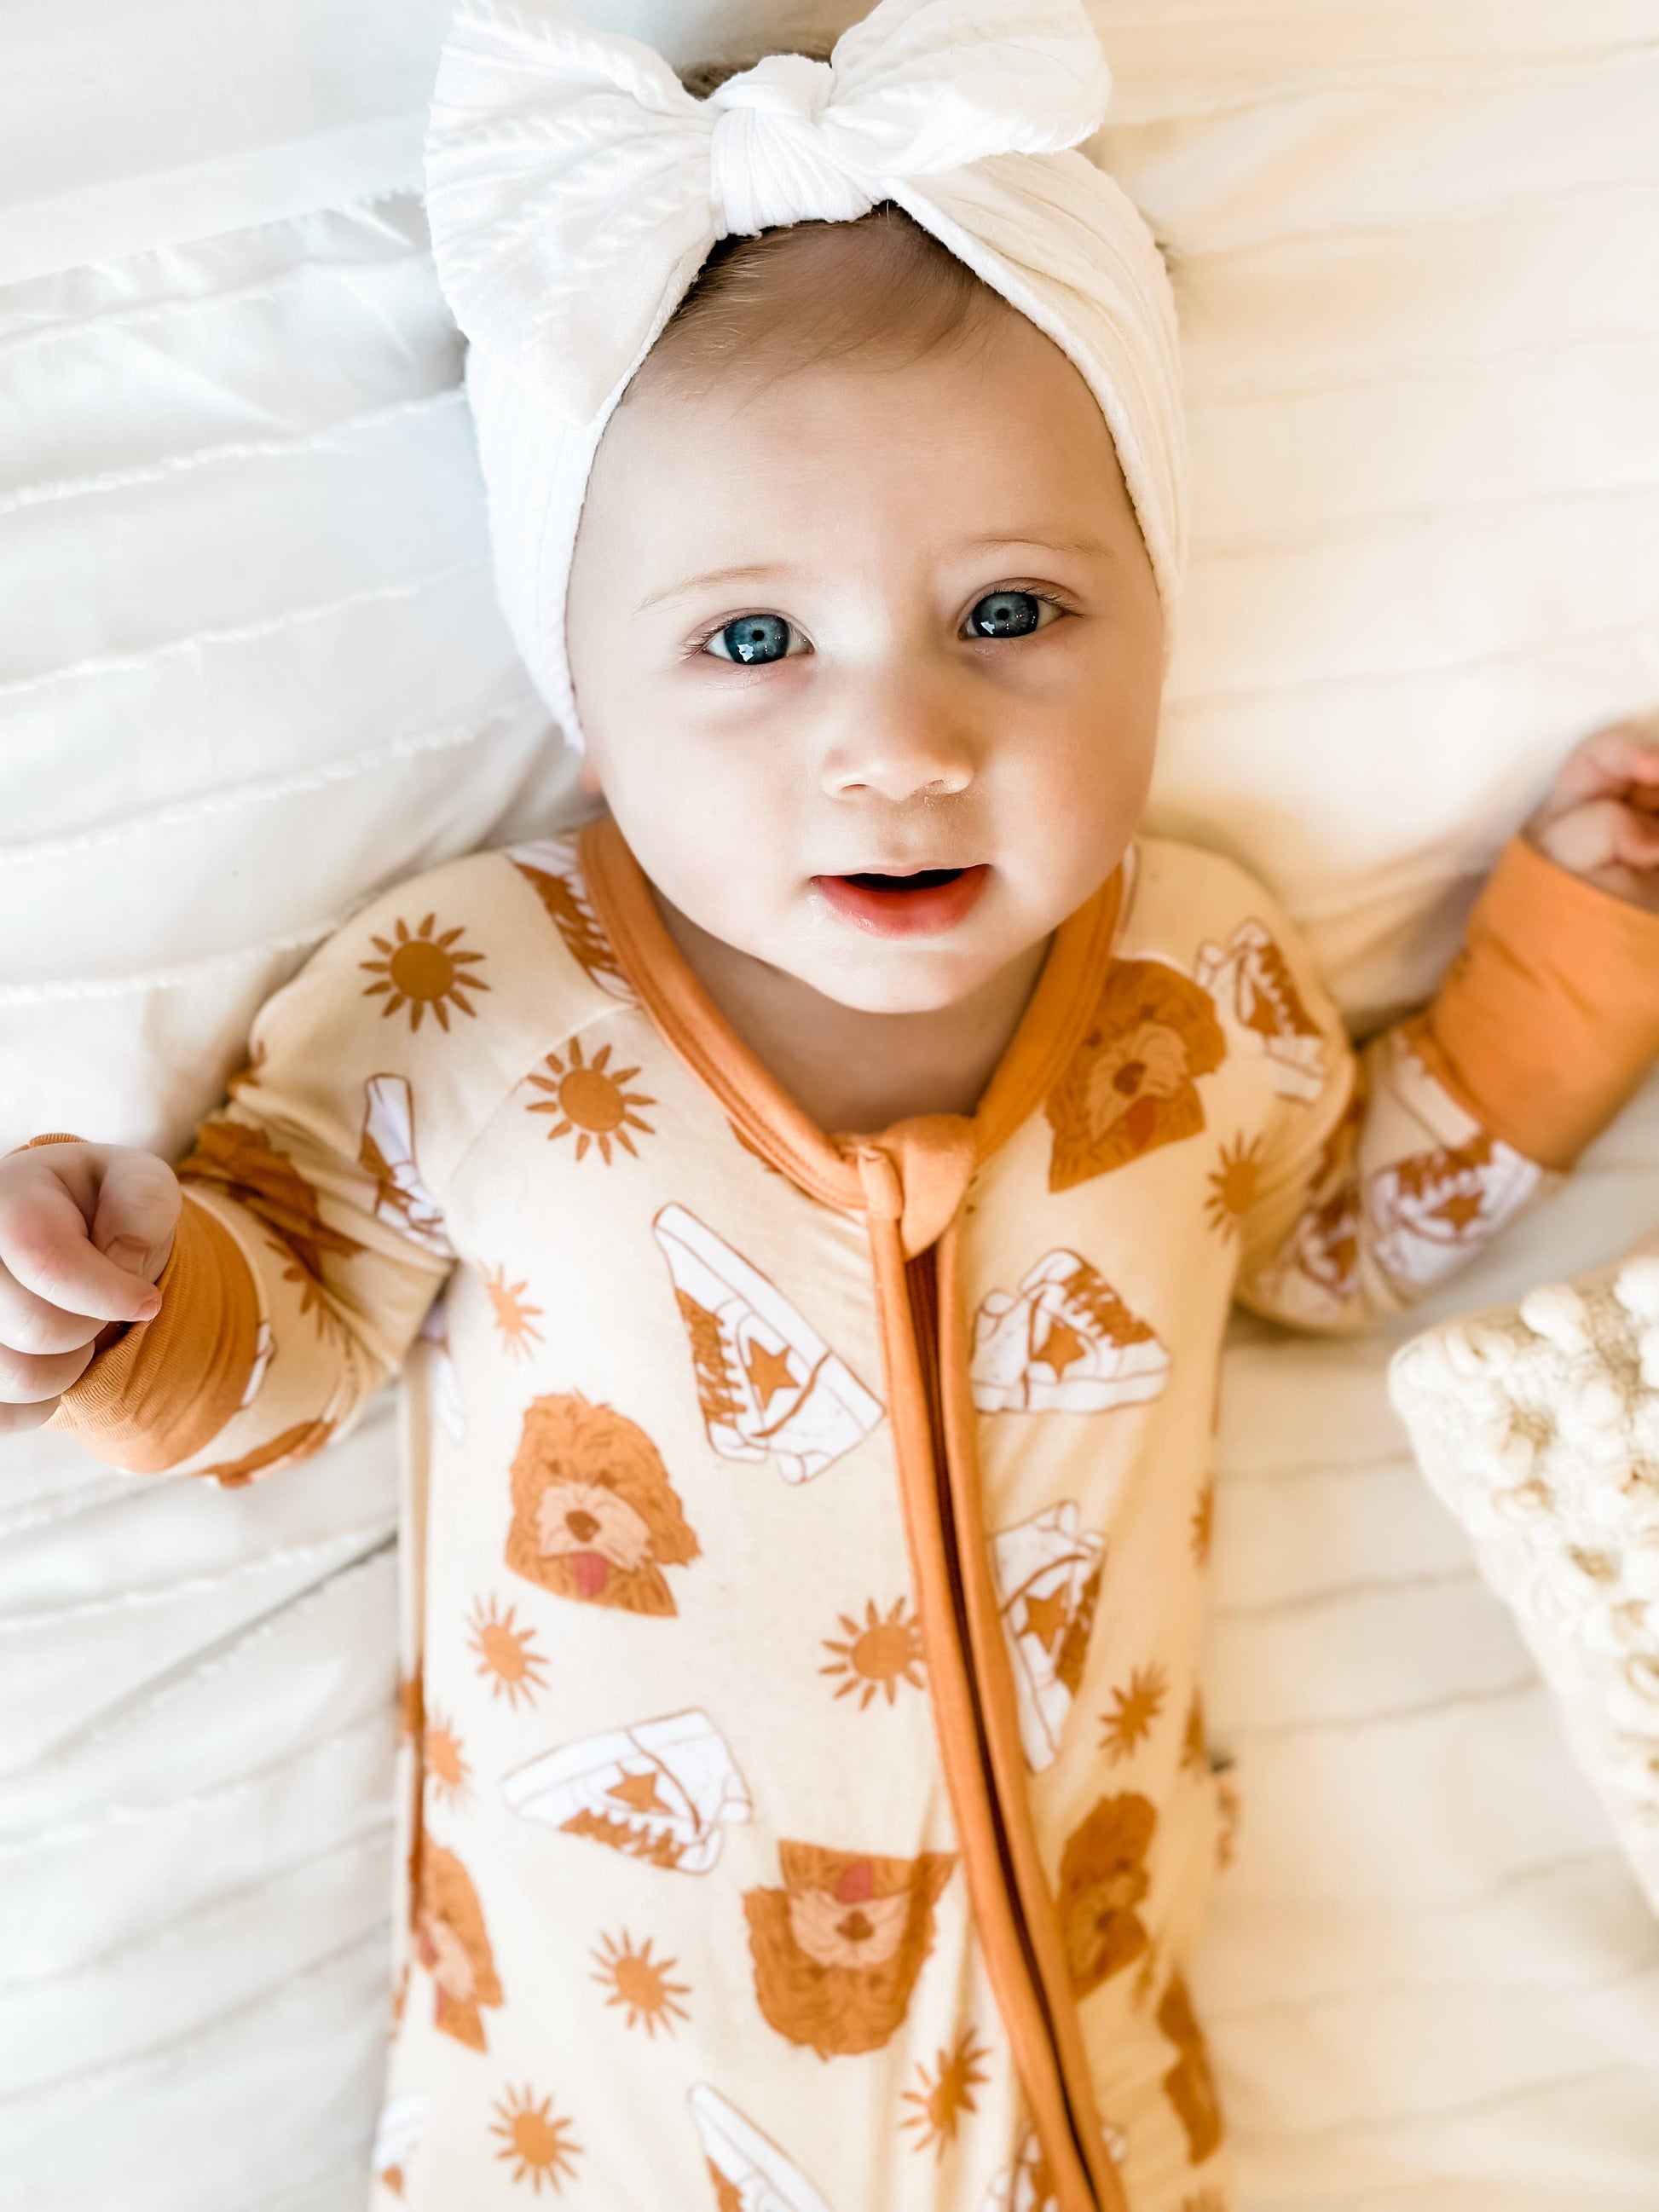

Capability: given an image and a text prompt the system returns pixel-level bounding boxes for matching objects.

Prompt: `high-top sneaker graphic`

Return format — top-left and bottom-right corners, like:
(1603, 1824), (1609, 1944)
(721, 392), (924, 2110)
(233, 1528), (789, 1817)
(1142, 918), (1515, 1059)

(981, 2128), (1059, 2211)
(991, 1502), (1106, 1770)
(654, 1204), (883, 1482)
(507, 838), (634, 1002)
(971, 1251), (1169, 1414)
(1367, 1129), (1539, 1293)
(687, 2084), (835, 2212)
(1194, 917), (1326, 1101)
(372, 2093), (425, 2197)
(359, 1074), (451, 1256)
(502, 1707), (751, 1874)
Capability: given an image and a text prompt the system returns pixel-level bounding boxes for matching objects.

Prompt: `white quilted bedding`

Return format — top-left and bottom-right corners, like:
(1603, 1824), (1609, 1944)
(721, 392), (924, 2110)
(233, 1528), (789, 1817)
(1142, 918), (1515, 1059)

(2, 3), (1656, 2206)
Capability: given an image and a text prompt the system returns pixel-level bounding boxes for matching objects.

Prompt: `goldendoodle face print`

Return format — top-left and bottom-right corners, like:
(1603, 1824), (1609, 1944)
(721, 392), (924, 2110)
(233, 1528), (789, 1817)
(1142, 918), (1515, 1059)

(1056, 1793), (1157, 1999)
(414, 1840), (502, 2051)
(743, 1841), (955, 2059)
(505, 1392), (700, 1614)
(1046, 960), (1227, 1191)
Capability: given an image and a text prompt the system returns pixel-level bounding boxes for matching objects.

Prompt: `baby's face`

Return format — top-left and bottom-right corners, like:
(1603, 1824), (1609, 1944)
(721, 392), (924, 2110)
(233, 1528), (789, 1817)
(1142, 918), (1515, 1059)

(565, 304), (1165, 1014)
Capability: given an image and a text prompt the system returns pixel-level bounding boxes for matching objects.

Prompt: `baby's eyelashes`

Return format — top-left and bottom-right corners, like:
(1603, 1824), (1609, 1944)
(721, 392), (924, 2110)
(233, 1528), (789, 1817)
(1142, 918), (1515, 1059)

(703, 614), (805, 666)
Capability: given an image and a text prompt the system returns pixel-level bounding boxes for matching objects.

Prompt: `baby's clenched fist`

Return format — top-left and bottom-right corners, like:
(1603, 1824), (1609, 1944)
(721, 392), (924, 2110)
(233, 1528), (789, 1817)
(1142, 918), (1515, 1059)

(0, 1141), (180, 1435)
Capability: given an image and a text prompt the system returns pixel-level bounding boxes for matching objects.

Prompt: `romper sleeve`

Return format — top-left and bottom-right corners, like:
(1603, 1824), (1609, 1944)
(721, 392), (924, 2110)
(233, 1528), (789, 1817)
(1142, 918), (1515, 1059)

(1230, 836), (1659, 1332)
(45, 873), (505, 1482)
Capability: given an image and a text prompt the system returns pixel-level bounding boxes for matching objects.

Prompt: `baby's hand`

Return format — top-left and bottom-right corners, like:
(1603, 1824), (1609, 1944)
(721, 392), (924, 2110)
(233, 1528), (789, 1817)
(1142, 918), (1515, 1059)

(0, 1142), (180, 1435)
(1525, 721), (1659, 913)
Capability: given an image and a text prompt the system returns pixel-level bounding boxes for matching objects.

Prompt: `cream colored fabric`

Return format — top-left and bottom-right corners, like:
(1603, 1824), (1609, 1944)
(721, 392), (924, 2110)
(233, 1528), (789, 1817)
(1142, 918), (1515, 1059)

(54, 826), (1568, 2209)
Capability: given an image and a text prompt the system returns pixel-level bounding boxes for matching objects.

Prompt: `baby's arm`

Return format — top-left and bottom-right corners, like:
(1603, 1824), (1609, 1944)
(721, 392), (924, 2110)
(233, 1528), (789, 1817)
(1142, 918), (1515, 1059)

(1235, 725), (1659, 1331)
(0, 875), (488, 1478)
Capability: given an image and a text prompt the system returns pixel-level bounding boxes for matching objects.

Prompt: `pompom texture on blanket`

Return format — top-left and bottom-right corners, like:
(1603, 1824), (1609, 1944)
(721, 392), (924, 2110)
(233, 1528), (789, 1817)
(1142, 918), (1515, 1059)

(422, 0), (1186, 746)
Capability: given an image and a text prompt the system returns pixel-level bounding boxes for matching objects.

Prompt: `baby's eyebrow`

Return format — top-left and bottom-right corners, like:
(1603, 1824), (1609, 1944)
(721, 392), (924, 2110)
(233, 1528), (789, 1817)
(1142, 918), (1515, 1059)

(637, 563), (789, 614)
(957, 529), (1115, 563)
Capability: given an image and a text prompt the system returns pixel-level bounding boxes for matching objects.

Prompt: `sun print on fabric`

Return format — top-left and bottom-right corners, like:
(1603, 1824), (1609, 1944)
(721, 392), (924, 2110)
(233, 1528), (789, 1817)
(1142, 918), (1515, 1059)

(591, 1928), (691, 2036)
(359, 1074), (451, 1254)
(467, 1594), (551, 1708)
(359, 911), (489, 1031)
(178, 1118), (363, 1325)
(819, 1597), (926, 1709)
(483, 1264), (545, 1360)
(744, 1840), (955, 2059)
(971, 1250), (1169, 1413)
(687, 2084), (835, 2212)
(990, 1502), (1105, 1771)
(1056, 1793), (1156, 1999)
(490, 2085), (582, 2193)
(509, 840), (635, 1002)
(1191, 1476), (1216, 1568)
(424, 1708), (471, 1809)
(1193, 918), (1326, 1102)
(1100, 1663), (1168, 1764)
(902, 2028), (992, 2156)
(414, 1840), (503, 2051)
(526, 1038), (656, 1161)
(1204, 1134), (1262, 1239)
(655, 1204), (883, 1481)
(1045, 959), (1227, 1192)
(504, 1708), (752, 1874)
(505, 1392), (700, 1615)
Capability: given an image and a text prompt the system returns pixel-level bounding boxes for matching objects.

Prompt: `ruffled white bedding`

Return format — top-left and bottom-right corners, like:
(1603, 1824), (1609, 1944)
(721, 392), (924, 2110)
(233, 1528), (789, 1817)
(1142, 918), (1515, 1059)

(3, 3), (1656, 2205)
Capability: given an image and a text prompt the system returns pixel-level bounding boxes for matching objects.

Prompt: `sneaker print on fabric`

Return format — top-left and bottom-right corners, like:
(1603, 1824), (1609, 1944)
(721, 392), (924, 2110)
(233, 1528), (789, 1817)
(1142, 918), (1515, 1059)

(1193, 918), (1326, 1102)
(490, 2085), (582, 2193)
(178, 1117), (362, 1325)
(982, 2128), (1058, 2211)
(372, 2092), (424, 2196)
(688, 2083), (835, 2212)
(819, 1596), (926, 1709)
(359, 1074), (451, 1255)
(592, 1928), (691, 2036)
(359, 911), (489, 1031)
(902, 2027), (992, 2157)
(655, 1204), (883, 1481)
(743, 1840), (955, 2058)
(526, 1039), (656, 1162)
(504, 1708), (751, 1874)
(990, 1503), (1105, 1771)
(200, 1417), (334, 1489)
(417, 1298), (465, 1441)
(509, 839), (635, 1002)
(1046, 961), (1227, 1192)
(413, 1840), (502, 2051)
(972, 1250), (1169, 1414)
(1056, 1793), (1156, 1999)
(1367, 1129), (1539, 1292)
(505, 1393), (700, 1615)
(1157, 1972), (1225, 2164)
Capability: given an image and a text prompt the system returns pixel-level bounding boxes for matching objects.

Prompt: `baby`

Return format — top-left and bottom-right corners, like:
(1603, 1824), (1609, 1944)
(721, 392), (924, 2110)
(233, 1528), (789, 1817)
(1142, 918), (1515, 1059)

(5, 3), (1659, 2209)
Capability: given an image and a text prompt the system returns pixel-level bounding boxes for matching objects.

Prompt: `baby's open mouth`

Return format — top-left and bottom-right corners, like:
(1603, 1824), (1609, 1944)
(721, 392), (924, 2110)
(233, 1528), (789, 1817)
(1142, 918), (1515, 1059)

(812, 863), (991, 939)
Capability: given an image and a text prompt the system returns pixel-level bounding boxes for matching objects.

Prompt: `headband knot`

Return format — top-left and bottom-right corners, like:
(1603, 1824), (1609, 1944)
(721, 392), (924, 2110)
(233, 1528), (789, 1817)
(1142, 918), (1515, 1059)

(708, 55), (869, 236)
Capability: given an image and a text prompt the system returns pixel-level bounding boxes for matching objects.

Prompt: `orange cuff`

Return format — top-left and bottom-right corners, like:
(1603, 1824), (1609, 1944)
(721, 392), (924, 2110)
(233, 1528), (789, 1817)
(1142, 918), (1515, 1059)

(49, 1193), (262, 1473)
(1409, 836), (1659, 1171)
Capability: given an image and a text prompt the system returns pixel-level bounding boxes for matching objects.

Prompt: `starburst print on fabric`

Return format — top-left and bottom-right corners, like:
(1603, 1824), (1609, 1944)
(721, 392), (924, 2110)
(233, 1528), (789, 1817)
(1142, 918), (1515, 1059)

(901, 2028), (991, 2156)
(489, 2085), (581, 2193)
(359, 912), (489, 1031)
(1100, 1662), (1168, 1762)
(591, 1929), (691, 2037)
(425, 1709), (471, 1809)
(1191, 1476), (1216, 1567)
(819, 1597), (926, 1709)
(467, 1594), (550, 1709)
(484, 1264), (545, 1360)
(1204, 1133), (1263, 1239)
(526, 1039), (655, 1162)
(1181, 1689), (1208, 1774)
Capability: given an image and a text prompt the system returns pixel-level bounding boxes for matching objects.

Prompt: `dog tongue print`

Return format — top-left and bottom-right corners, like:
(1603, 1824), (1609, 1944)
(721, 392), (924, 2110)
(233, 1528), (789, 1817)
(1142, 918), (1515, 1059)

(655, 1204), (884, 1481)
(687, 2084), (836, 2212)
(990, 1502), (1106, 1770)
(508, 837), (636, 1002)
(972, 1250), (1170, 1414)
(744, 1841), (956, 2059)
(413, 1840), (503, 2052)
(1046, 960), (1228, 1192)
(1193, 917), (1326, 1102)
(504, 1391), (700, 1614)
(504, 1707), (751, 1874)
(359, 1073), (452, 1254)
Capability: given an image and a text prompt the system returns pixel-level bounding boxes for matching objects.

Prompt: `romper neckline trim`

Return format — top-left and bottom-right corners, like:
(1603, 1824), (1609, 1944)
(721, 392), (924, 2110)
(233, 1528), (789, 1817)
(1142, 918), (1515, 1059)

(579, 815), (1127, 1231)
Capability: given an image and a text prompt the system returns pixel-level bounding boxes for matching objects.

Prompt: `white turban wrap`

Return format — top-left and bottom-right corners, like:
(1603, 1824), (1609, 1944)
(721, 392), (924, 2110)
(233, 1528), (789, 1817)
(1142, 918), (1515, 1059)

(424, 0), (1185, 748)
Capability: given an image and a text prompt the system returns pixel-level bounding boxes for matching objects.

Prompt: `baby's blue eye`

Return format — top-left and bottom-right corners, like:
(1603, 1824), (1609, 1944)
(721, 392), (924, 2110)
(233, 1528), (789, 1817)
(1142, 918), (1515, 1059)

(967, 590), (1045, 638)
(708, 614), (795, 665)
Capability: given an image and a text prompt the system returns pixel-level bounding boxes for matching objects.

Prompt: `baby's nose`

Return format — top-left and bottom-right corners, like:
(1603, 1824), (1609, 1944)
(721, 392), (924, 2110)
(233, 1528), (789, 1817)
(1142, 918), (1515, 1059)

(823, 694), (977, 804)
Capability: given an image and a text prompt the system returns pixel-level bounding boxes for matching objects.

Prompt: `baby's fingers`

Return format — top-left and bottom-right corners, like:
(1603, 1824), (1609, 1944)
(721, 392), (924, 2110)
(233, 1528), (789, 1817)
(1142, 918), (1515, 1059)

(0, 1336), (94, 1406)
(0, 1155), (167, 1325)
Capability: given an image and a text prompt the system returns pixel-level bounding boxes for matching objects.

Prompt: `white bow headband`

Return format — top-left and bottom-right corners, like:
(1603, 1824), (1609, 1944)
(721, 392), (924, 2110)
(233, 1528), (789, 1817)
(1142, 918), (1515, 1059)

(425, 0), (1186, 747)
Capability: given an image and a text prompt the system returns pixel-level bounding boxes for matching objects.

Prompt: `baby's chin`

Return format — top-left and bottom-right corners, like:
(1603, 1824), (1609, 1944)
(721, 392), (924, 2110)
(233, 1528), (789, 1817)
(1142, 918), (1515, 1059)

(776, 927), (1046, 1019)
